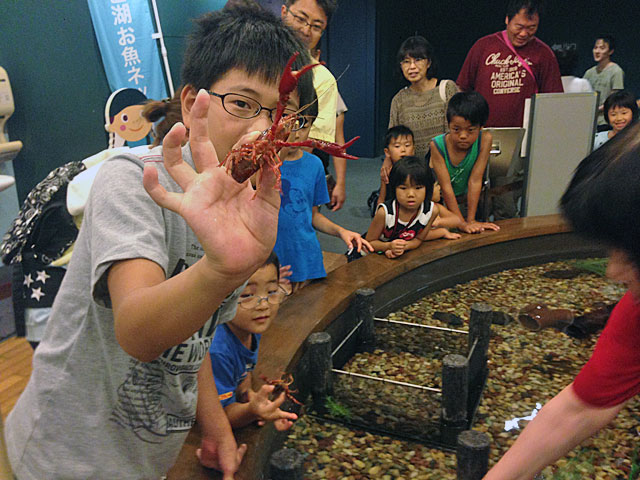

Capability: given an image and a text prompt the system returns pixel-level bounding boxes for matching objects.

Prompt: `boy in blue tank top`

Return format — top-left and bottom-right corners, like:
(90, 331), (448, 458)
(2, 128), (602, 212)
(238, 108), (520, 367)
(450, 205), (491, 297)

(430, 92), (500, 234)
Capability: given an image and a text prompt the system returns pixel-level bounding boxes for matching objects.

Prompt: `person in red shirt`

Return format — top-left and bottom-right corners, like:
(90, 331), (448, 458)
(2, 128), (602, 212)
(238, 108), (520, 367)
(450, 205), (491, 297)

(456, 0), (563, 127)
(485, 121), (640, 479)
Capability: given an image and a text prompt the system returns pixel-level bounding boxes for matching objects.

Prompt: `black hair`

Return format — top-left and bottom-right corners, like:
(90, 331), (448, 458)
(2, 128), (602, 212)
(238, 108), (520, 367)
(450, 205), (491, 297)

(446, 91), (490, 126)
(552, 43), (578, 77)
(603, 90), (639, 125)
(299, 88), (318, 119)
(262, 251), (281, 279)
(284, 0), (337, 23)
(396, 36), (438, 80)
(595, 34), (615, 52)
(506, 0), (543, 20)
(108, 88), (147, 121)
(386, 156), (435, 204)
(181, 5), (315, 111)
(561, 121), (640, 270)
(384, 125), (414, 148)
(143, 87), (184, 147)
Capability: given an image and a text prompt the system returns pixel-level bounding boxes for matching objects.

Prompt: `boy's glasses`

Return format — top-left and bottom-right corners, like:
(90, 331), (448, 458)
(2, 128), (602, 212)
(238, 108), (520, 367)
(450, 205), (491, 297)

(285, 6), (325, 34)
(238, 286), (289, 309)
(207, 91), (306, 131)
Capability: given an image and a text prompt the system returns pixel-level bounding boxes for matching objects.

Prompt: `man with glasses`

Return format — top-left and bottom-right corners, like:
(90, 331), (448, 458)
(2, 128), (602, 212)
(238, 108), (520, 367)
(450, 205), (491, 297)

(281, 0), (349, 211)
(456, 0), (562, 127)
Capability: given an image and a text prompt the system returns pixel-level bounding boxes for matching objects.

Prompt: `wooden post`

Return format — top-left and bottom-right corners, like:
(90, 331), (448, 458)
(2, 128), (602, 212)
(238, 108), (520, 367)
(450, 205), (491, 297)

(468, 303), (492, 384)
(355, 288), (375, 352)
(269, 448), (305, 480)
(441, 353), (469, 445)
(456, 430), (490, 480)
(305, 332), (332, 412)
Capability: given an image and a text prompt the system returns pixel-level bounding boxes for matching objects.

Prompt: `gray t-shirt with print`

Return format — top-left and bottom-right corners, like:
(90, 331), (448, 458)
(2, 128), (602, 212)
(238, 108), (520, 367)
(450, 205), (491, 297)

(5, 145), (241, 479)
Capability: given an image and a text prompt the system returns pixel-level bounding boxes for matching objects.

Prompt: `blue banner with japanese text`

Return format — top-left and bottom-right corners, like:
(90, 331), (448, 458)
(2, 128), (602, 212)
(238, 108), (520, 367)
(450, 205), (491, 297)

(87, 0), (167, 101)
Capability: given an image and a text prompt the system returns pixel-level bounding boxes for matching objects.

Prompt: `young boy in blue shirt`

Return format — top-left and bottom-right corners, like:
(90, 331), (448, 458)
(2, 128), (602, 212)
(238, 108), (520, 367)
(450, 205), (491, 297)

(209, 252), (297, 431)
(275, 100), (373, 291)
(5, 6), (315, 479)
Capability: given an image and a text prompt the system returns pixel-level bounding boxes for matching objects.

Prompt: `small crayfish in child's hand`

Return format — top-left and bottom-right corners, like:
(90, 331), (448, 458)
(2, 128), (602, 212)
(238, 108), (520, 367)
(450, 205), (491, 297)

(221, 52), (360, 190)
(260, 372), (303, 407)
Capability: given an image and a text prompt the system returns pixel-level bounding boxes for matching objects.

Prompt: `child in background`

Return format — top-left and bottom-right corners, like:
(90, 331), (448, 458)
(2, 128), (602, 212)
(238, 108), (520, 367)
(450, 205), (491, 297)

(430, 91), (500, 234)
(275, 100), (373, 290)
(208, 252), (296, 431)
(366, 156), (458, 259)
(372, 125), (415, 213)
(593, 90), (638, 150)
(5, 6), (316, 479)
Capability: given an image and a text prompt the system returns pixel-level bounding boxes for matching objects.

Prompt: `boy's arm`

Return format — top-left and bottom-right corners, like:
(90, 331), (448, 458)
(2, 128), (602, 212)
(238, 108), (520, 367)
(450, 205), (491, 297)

(433, 204), (465, 230)
(378, 181), (388, 207)
(312, 206), (373, 253)
(464, 131), (500, 233)
(330, 112), (347, 211)
(430, 141), (465, 222)
(196, 354), (246, 477)
(224, 384), (297, 429)
(110, 91), (280, 362)
(484, 384), (624, 480)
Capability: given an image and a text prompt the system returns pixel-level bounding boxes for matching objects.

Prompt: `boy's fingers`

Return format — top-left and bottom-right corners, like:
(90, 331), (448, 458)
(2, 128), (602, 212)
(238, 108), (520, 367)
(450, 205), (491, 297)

(189, 90), (220, 172)
(161, 122), (198, 189)
(143, 165), (183, 212)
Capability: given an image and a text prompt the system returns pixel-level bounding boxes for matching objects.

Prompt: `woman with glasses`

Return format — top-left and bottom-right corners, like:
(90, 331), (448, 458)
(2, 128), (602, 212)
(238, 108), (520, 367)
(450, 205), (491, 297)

(205, 252), (298, 434)
(388, 36), (458, 163)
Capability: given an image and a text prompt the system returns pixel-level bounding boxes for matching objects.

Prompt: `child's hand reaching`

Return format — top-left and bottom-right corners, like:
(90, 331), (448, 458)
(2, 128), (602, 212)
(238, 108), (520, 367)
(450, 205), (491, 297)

(338, 229), (374, 254)
(248, 385), (298, 431)
(279, 265), (293, 295)
(380, 153), (393, 184)
(143, 89), (280, 283)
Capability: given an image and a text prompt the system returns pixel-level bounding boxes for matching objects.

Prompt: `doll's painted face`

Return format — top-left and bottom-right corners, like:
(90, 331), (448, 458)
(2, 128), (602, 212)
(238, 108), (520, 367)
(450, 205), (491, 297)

(108, 104), (152, 142)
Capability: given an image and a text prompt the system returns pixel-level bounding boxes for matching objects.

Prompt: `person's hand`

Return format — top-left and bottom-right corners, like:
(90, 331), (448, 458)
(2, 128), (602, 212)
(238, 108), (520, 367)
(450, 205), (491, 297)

(338, 229), (374, 253)
(143, 89), (280, 282)
(330, 181), (346, 211)
(442, 229), (462, 240)
(387, 239), (407, 257)
(279, 265), (293, 295)
(460, 221), (500, 234)
(196, 436), (247, 480)
(385, 249), (399, 259)
(380, 154), (393, 184)
(248, 385), (298, 425)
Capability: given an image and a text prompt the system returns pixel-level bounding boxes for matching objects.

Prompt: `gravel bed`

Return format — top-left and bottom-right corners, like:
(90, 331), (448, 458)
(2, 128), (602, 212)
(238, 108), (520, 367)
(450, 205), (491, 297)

(284, 259), (640, 479)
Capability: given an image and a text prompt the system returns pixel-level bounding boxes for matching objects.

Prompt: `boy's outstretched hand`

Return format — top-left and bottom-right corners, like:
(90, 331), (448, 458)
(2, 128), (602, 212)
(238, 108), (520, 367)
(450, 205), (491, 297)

(249, 384), (298, 431)
(143, 89), (281, 282)
(338, 229), (374, 254)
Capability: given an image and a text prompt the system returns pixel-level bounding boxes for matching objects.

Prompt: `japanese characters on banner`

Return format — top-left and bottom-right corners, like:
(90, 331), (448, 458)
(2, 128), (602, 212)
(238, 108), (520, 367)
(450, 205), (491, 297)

(87, 0), (167, 101)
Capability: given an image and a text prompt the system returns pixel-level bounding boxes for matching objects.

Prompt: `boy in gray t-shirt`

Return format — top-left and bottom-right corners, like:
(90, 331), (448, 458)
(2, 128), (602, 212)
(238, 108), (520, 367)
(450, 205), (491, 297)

(5, 6), (315, 480)
(583, 35), (624, 125)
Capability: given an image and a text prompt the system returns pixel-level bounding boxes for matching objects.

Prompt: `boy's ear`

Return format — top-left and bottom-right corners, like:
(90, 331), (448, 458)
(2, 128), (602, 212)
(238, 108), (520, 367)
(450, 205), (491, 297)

(180, 85), (198, 130)
(384, 147), (390, 156)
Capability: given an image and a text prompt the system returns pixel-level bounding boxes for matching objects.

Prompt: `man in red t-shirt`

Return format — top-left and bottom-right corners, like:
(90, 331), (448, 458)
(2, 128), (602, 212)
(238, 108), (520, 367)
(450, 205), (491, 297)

(456, 0), (563, 127)
(485, 123), (640, 479)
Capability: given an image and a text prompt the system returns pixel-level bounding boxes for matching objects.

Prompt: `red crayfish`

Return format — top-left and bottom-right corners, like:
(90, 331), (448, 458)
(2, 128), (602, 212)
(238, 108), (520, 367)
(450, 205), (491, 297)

(260, 372), (303, 407)
(222, 52), (360, 189)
